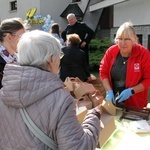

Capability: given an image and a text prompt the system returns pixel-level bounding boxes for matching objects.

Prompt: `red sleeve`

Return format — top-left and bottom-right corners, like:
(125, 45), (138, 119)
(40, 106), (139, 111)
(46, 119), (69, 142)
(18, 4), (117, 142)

(99, 45), (118, 81)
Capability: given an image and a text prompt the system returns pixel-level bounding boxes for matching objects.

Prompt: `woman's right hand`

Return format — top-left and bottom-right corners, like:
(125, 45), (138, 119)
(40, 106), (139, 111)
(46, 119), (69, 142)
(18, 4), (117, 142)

(105, 90), (115, 102)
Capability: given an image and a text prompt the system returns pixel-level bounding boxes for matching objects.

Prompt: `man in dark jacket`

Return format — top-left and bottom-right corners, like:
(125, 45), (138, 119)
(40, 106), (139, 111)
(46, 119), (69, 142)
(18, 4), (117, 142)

(61, 13), (94, 66)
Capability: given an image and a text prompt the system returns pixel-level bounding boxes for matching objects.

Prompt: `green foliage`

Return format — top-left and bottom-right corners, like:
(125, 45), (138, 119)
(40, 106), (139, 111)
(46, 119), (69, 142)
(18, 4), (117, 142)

(89, 37), (112, 72)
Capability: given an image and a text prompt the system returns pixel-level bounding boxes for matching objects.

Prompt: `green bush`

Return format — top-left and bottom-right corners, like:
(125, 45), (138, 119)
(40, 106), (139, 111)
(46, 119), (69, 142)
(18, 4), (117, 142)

(89, 37), (112, 72)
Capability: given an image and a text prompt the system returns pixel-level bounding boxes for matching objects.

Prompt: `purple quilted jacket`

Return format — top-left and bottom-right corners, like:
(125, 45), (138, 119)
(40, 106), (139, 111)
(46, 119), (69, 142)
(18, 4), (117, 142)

(0, 64), (100, 150)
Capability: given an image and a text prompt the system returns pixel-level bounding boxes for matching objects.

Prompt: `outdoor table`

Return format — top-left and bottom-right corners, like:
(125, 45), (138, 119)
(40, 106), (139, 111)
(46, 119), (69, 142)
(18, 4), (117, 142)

(98, 108), (150, 150)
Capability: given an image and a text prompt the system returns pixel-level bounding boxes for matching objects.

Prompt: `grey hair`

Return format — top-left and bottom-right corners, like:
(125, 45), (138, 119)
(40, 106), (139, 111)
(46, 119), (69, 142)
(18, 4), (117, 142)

(17, 30), (62, 71)
(114, 21), (138, 44)
(67, 13), (76, 20)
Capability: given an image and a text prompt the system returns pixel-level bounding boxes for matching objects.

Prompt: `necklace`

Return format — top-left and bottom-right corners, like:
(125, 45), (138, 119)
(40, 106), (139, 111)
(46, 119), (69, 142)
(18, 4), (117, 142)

(122, 56), (129, 64)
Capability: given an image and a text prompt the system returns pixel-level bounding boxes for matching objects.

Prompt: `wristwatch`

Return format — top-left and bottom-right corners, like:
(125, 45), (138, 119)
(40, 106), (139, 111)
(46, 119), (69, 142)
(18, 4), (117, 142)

(131, 88), (135, 95)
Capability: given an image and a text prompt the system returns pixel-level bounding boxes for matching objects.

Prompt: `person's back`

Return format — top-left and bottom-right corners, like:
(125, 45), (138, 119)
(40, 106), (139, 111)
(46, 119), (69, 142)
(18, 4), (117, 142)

(0, 30), (101, 150)
(60, 45), (88, 81)
(60, 33), (91, 82)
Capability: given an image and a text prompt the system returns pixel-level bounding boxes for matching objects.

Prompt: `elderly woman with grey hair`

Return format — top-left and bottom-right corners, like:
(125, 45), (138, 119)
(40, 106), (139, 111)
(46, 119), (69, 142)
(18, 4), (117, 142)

(0, 30), (102, 150)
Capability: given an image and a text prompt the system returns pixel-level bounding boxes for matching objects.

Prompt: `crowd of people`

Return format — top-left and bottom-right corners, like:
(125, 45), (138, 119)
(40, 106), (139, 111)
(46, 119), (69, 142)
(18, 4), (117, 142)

(0, 15), (101, 150)
(0, 13), (150, 149)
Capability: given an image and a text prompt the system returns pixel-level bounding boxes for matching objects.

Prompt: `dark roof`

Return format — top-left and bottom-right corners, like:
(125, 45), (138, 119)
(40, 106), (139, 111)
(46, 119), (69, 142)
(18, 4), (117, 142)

(60, 4), (83, 18)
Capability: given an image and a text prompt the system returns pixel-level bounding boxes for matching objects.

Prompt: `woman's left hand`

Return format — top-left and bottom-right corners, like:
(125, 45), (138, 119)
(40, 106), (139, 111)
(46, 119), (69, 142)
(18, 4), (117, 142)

(117, 88), (132, 103)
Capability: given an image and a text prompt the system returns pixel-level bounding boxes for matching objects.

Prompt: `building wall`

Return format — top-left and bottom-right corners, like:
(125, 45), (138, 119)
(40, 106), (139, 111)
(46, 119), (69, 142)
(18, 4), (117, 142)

(39, 0), (88, 30)
(111, 0), (150, 48)
(0, 0), (89, 31)
(1, 0), (149, 48)
(111, 25), (150, 49)
(39, 0), (69, 31)
(0, 0), (41, 21)
(114, 0), (150, 26)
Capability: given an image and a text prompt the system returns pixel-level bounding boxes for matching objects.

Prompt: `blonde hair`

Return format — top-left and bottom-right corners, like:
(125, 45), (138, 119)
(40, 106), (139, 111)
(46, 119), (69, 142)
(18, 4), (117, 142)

(115, 22), (138, 44)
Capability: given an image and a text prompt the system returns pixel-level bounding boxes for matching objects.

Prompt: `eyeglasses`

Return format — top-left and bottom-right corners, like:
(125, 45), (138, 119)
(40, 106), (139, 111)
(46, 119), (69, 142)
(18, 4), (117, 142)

(11, 33), (23, 38)
(117, 38), (131, 43)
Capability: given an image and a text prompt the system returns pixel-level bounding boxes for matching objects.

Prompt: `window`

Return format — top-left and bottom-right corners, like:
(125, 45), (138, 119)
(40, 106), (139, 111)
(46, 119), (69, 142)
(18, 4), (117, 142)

(72, 0), (81, 3)
(148, 35), (150, 50)
(10, 1), (17, 11)
(137, 34), (142, 45)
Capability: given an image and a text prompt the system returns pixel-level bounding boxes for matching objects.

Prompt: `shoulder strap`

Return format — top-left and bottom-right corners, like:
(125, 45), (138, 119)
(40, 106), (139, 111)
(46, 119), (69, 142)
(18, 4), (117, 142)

(19, 108), (58, 150)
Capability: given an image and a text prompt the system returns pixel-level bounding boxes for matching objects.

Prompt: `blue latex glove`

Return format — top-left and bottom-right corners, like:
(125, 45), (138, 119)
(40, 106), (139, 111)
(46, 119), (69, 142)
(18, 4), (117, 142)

(105, 90), (115, 102)
(117, 88), (132, 103)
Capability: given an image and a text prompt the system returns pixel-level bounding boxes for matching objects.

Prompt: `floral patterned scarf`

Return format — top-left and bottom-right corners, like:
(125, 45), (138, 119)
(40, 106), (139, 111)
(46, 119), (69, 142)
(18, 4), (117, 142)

(0, 45), (18, 63)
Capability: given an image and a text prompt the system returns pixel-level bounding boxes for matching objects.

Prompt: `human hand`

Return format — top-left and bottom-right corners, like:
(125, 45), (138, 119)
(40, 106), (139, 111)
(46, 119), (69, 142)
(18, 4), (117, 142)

(105, 90), (115, 102)
(94, 104), (102, 114)
(117, 88), (132, 103)
(91, 104), (102, 119)
(81, 41), (86, 48)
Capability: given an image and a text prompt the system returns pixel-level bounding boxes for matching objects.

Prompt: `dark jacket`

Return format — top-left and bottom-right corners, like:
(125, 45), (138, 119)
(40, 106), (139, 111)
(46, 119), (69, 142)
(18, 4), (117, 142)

(60, 45), (90, 82)
(0, 56), (6, 88)
(61, 21), (94, 44)
(61, 21), (94, 66)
